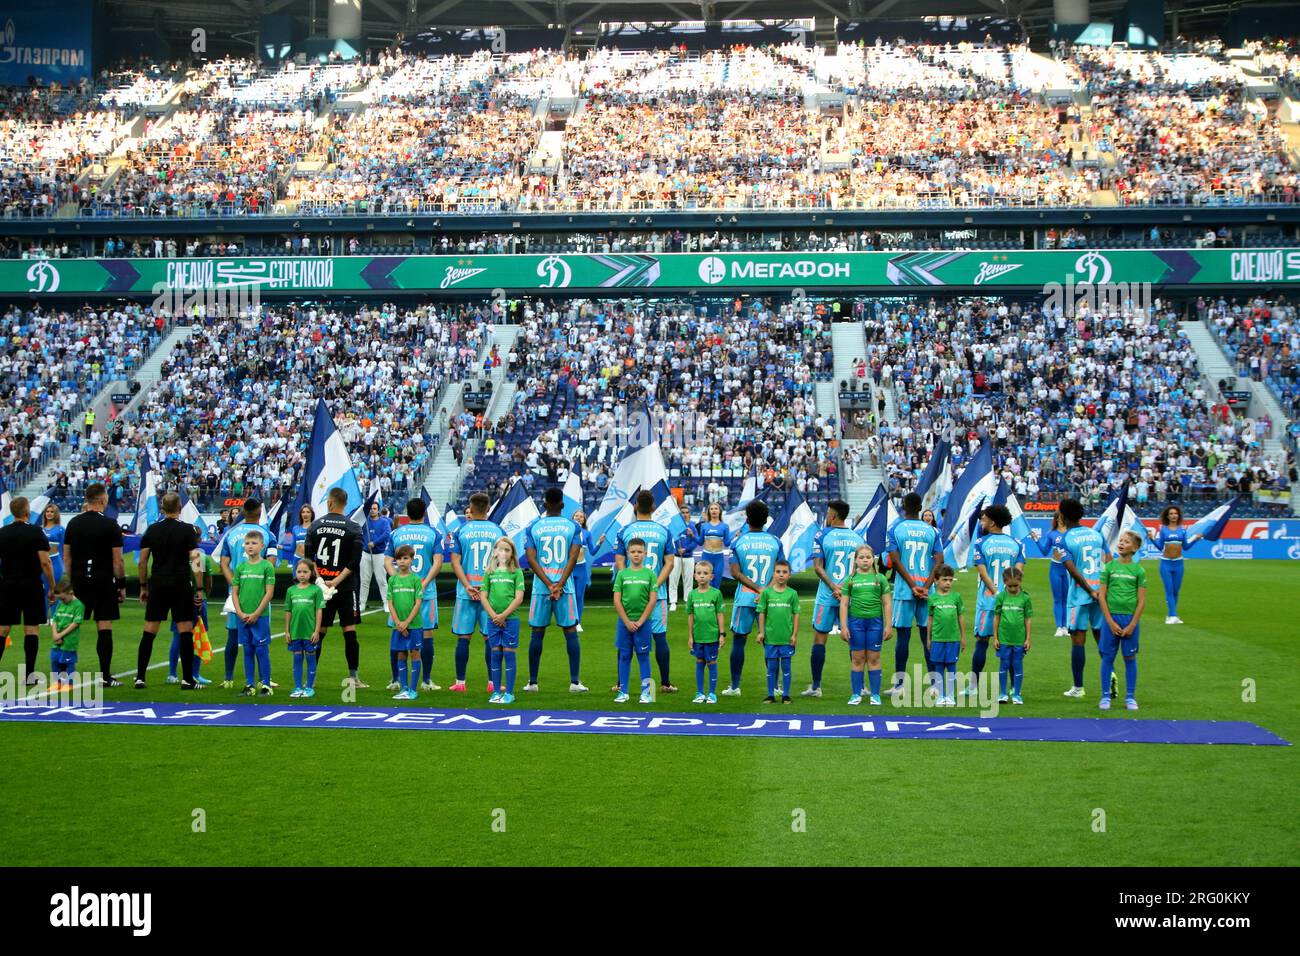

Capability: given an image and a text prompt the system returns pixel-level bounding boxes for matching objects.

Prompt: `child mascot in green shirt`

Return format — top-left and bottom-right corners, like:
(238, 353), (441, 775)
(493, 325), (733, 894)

(685, 561), (726, 704)
(992, 566), (1033, 705)
(758, 559), (800, 703)
(1097, 530), (1148, 712)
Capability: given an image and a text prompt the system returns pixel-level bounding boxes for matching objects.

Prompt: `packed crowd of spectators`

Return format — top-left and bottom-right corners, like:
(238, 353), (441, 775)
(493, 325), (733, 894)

(457, 297), (839, 513)
(48, 302), (490, 510)
(1, 304), (162, 488)
(1204, 295), (1300, 438)
(863, 297), (1284, 506)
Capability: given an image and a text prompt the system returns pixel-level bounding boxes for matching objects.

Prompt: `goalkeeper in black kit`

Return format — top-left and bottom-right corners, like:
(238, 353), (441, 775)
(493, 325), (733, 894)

(303, 487), (366, 688)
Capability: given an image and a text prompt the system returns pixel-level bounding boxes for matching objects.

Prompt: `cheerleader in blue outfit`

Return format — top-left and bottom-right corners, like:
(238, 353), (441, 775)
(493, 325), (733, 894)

(1032, 510), (1071, 637)
(39, 503), (65, 607)
(290, 504), (315, 559)
(1147, 505), (1202, 624)
(696, 503), (734, 587)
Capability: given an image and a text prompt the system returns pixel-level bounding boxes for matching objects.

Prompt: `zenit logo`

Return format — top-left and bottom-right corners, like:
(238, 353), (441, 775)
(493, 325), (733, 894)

(50, 886), (151, 936)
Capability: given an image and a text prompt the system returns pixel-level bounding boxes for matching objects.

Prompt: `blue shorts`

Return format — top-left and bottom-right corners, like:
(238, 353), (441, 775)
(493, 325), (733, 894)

(975, 606), (996, 638)
(51, 649), (78, 668)
(390, 627), (424, 653)
(487, 618), (520, 649)
(997, 644), (1026, 666)
(528, 589), (579, 629)
(848, 616), (884, 652)
(287, 638), (317, 652)
(763, 643), (795, 661)
(892, 594), (929, 628)
(812, 600), (838, 633)
(615, 620), (652, 654)
(238, 617), (271, 646)
(452, 595), (490, 636)
(1068, 601), (1104, 633)
(929, 640), (960, 664)
(693, 641), (720, 662)
(418, 595), (438, 630)
(730, 603), (756, 635)
(1100, 613), (1140, 657)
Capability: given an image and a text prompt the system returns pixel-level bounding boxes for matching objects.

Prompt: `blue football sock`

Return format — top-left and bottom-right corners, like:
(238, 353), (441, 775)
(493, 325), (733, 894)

(851, 669), (864, 697)
(528, 629), (545, 684)
(617, 650), (631, 693)
(708, 662), (718, 695)
(635, 650), (651, 688)
(766, 658), (778, 697)
(999, 664), (1009, 697)
(653, 632), (670, 686)
(504, 650), (517, 695)
(563, 630), (581, 684)
(781, 657), (792, 697)
(408, 657), (420, 694)
(390, 650), (399, 681)
(490, 648), (502, 691)
(168, 633), (180, 679)
(1013, 654), (1025, 696)
(242, 643), (255, 686)
(454, 638), (470, 682)
(305, 650), (318, 688)
(894, 626), (912, 683)
(484, 639), (493, 682)
(810, 643), (826, 689)
(868, 668), (882, 697)
(420, 636), (434, 684)
(256, 643), (271, 685)
(397, 658), (408, 692)
(292, 653), (304, 688)
(696, 659), (705, 695)
(1071, 644), (1086, 687)
(944, 663), (957, 699)
(729, 634), (747, 689)
(225, 629), (240, 681)
(1124, 657), (1137, 700)
(971, 638), (989, 678)
(1099, 652), (1116, 700)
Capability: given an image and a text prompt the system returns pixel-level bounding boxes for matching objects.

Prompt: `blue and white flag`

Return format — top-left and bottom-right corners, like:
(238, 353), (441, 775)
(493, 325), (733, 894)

(293, 399), (363, 522)
(648, 478), (690, 543)
(941, 441), (997, 567)
(587, 439), (673, 562)
(1094, 479), (1146, 553)
(991, 479), (1035, 546)
(768, 487), (821, 573)
(131, 447), (162, 535)
(0, 473), (12, 526)
(0, 474), (46, 527)
(350, 477), (383, 547)
(444, 507), (465, 538)
(418, 487), (444, 532)
(915, 438), (954, 516)
(1187, 498), (1239, 545)
(488, 476), (542, 555)
(723, 465), (762, 536)
(561, 470), (584, 520)
(853, 483), (898, 558)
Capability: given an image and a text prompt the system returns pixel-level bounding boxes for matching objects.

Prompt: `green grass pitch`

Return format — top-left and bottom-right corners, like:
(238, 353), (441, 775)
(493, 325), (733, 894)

(0, 560), (1294, 866)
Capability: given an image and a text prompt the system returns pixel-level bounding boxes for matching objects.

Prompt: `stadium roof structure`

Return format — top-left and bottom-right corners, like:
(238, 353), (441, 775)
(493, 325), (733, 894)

(101, 0), (1275, 48)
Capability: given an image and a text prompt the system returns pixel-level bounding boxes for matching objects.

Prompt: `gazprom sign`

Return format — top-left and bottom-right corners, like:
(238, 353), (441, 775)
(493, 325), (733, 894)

(0, 0), (93, 86)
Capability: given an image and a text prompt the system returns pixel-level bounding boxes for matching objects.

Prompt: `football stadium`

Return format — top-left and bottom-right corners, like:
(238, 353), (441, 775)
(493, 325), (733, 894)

(0, 0), (1296, 908)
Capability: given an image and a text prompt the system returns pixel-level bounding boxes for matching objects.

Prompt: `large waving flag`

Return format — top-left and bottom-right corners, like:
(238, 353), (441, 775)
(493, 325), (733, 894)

(723, 464), (763, 536)
(587, 439), (675, 562)
(1094, 479), (1145, 553)
(561, 470), (584, 519)
(1186, 497), (1239, 548)
(915, 438), (954, 516)
(418, 487), (445, 533)
(648, 478), (690, 542)
(293, 398), (363, 522)
(992, 479), (1035, 547)
(350, 477), (383, 547)
(488, 476), (542, 555)
(0, 473), (12, 526)
(853, 482), (898, 558)
(941, 441), (997, 567)
(768, 487), (821, 572)
(131, 447), (161, 534)
(444, 507), (465, 537)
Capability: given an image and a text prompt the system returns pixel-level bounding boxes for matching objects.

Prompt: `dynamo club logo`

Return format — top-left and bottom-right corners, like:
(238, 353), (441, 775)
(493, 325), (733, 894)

(698, 256), (727, 285)
(1074, 251), (1113, 285)
(26, 260), (59, 293)
(537, 255), (572, 289)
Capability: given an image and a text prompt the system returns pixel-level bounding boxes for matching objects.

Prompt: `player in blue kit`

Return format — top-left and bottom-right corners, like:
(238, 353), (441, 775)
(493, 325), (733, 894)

(722, 498), (784, 696)
(802, 500), (863, 698)
(385, 497), (446, 691)
(886, 492), (943, 697)
(970, 504), (1026, 697)
(1031, 511), (1070, 637)
(217, 499), (277, 689)
(448, 492), (505, 693)
(523, 487), (587, 694)
(613, 490), (676, 693)
(1058, 498), (1111, 699)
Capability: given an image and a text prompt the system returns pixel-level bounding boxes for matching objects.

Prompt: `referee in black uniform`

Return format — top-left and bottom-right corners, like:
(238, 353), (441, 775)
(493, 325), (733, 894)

(0, 496), (56, 683)
(64, 482), (126, 687)
(304, 487), (366, 688)
(137, 492), (204, 689)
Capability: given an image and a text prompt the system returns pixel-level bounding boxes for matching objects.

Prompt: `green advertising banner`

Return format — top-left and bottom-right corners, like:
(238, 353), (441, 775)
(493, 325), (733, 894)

(6, 248), (1300, 296)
